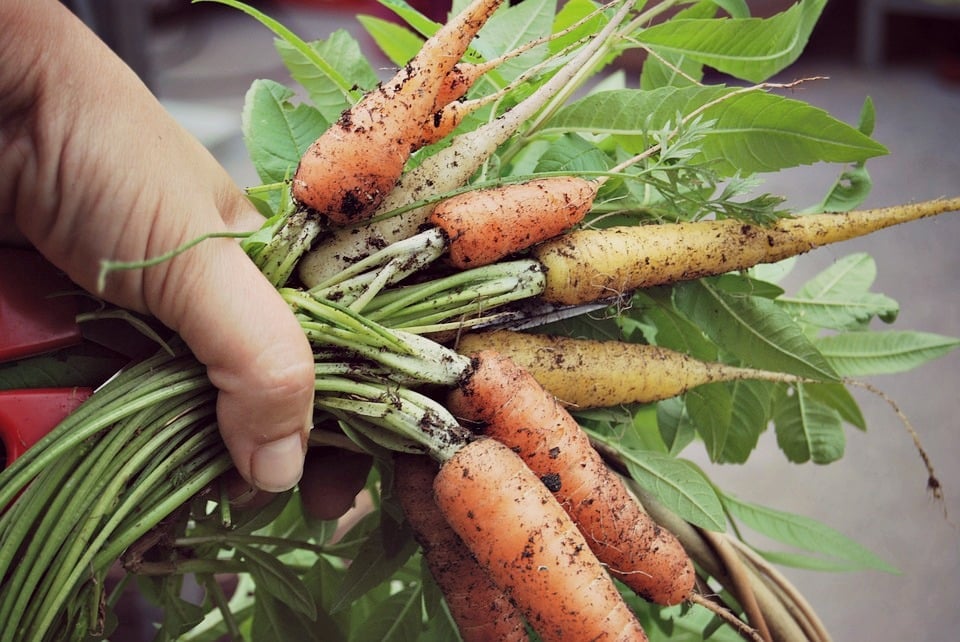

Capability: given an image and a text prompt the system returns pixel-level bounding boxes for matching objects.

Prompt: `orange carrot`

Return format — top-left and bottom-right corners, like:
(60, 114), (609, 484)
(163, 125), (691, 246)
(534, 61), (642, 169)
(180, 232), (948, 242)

(447, 350), (696, 606)
(291, 0), (504, 224)
(393, 453), (529, 642)
(430, 177), (599, 268)
(533, 197), (960, 305)
(433, 437), (649, 642)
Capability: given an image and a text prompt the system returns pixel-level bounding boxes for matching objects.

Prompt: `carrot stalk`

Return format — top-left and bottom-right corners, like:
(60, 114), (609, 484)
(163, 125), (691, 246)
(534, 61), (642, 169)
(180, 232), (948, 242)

(392, 453), (529, 642)
(453, 330), (816, 408)
(432, 437), (649, 642)
(534, 197), (960, 304)
(291, 0), (505, 224)
(447, 350), (697, 606)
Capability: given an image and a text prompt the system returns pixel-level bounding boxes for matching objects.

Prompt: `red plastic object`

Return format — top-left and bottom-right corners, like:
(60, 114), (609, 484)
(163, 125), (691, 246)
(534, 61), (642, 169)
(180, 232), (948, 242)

(0, 387), (92, 466)
(0, 248), (82, 363)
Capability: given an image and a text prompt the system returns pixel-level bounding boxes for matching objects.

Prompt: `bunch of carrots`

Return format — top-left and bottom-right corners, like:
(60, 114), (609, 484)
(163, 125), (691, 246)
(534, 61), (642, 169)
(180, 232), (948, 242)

(1, 0), (958, 640)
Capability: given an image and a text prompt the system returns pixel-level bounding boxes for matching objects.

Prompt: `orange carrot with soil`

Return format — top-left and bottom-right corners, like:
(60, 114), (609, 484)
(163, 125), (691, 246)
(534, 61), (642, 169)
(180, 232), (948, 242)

(430, 177), (599, 268)
(454, 330), (815, 408)
(393, 453), (529, 642)
(432, 437), (649, 642)
(447, 350), (697, 606)
(534, 197), (960, 305)
(291, 0), (504, 224)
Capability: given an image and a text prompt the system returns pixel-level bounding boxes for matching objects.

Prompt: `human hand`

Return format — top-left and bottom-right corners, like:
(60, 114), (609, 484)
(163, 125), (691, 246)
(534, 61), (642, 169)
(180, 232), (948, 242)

(0, 0), (367, 503)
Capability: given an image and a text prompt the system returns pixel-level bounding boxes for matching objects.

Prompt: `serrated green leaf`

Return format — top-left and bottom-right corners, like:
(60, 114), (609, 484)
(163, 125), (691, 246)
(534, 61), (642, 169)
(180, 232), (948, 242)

(805, 97), (878, 212)
(779, 253), (899, 329)
(590, 430), (725, 531)
(720, 379), (775, 463)
(633, 289), (718, 361)
(815, 330), (960, 376)
(721, 492), (898, 573)
(638, 1), (713, 90)
(685, 382), (732, 462)
(545, 86), (888, 175)
(235, 543), (317, 618)
(331, 520), (418, 613)
(674, 279), (839, 381)
(357, 15), (425, 67)
(201, 0), (356, 108)
(376, 0), (442, 39)
(773, 384), (845, 464)
(534, 133), (612, 174)
(804, 381), (866, 430)
(275, 29), (379, 121)
(241, 79), (327, 184)
(251, 589), (329, 642)
(655, 396), (699, 455)
(635, 0), (827, 82)
(472, 0), (555, 81)
(348, 585), (423, 642)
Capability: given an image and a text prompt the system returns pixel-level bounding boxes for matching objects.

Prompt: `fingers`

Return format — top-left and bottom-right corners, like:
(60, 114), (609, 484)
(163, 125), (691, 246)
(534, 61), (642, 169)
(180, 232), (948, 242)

(168, 232), (316, 492)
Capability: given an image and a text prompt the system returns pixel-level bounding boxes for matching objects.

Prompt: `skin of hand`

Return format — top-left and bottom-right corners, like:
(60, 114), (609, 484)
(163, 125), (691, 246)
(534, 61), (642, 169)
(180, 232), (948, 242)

(0, 0), (371, 505)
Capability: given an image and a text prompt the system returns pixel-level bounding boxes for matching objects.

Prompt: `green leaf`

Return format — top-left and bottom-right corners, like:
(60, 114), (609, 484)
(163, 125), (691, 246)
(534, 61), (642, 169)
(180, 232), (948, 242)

(275, 29), (379, 121)
(674, 279), (839, 381)
(779, 253), (899, 329)
(534, 133), (612, 175)
(251, 589), (330, 642)
(803, 382), (866, 430)
(376, 0), (442, 39)
(472, 0), (556, 81)
(545, 86), (888, 175)
(721, 492), (898, 573)
(241, 79), (327, 184)
(348, 585), (424, 642)
(235, 543), (317, 618)
(655, 396), (699, 455)
(685, 382), (732, 462)
(635, 0), (827, 82)
(805, 97), (878, 213)
(357, 15), (425, 67)
(720, 379), (775, 463)
(201, 0), (356, 107)
(815, 330), (960, 376)
(589, 430), (725, 531)
(633, 289), (718, 362)
(638, 1), (713, 90)
(773, 383), (845, 464)
(331, 519), (418, 612)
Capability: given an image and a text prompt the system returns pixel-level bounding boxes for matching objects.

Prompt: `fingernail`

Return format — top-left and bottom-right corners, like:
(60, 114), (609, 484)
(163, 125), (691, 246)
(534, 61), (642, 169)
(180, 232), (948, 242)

(251, 433), (305, 492)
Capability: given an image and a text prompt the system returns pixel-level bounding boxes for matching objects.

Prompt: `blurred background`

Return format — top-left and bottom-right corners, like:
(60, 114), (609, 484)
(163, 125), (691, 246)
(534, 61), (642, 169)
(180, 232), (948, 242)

(61, 1), (959, 640)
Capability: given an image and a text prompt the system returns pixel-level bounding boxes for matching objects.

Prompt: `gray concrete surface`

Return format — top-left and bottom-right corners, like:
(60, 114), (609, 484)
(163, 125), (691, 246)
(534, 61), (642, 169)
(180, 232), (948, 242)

(147, 3), (958, 640)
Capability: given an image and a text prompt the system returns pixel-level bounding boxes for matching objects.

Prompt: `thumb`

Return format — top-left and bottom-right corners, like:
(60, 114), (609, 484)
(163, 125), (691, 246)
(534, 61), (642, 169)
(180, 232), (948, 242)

(169, 235), (315, 492)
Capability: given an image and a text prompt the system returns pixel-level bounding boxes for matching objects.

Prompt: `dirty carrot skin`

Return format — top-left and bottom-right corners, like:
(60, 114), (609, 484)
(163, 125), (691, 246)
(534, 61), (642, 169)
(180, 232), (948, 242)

(291, 0), (504, 224)
(393, 453), (529, 642)
(433, 437), (649, 642)
(447, 351), (696, 606)
(430, 177), (599, 268)
(454, 330), (811, 408)
(534, 197), (960, 305)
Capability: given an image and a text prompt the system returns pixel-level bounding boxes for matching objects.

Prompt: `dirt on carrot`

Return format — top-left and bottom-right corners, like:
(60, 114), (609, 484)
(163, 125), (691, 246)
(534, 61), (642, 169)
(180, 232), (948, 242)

(433, 437), (649, 642)
(447, 351), (696, 606)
